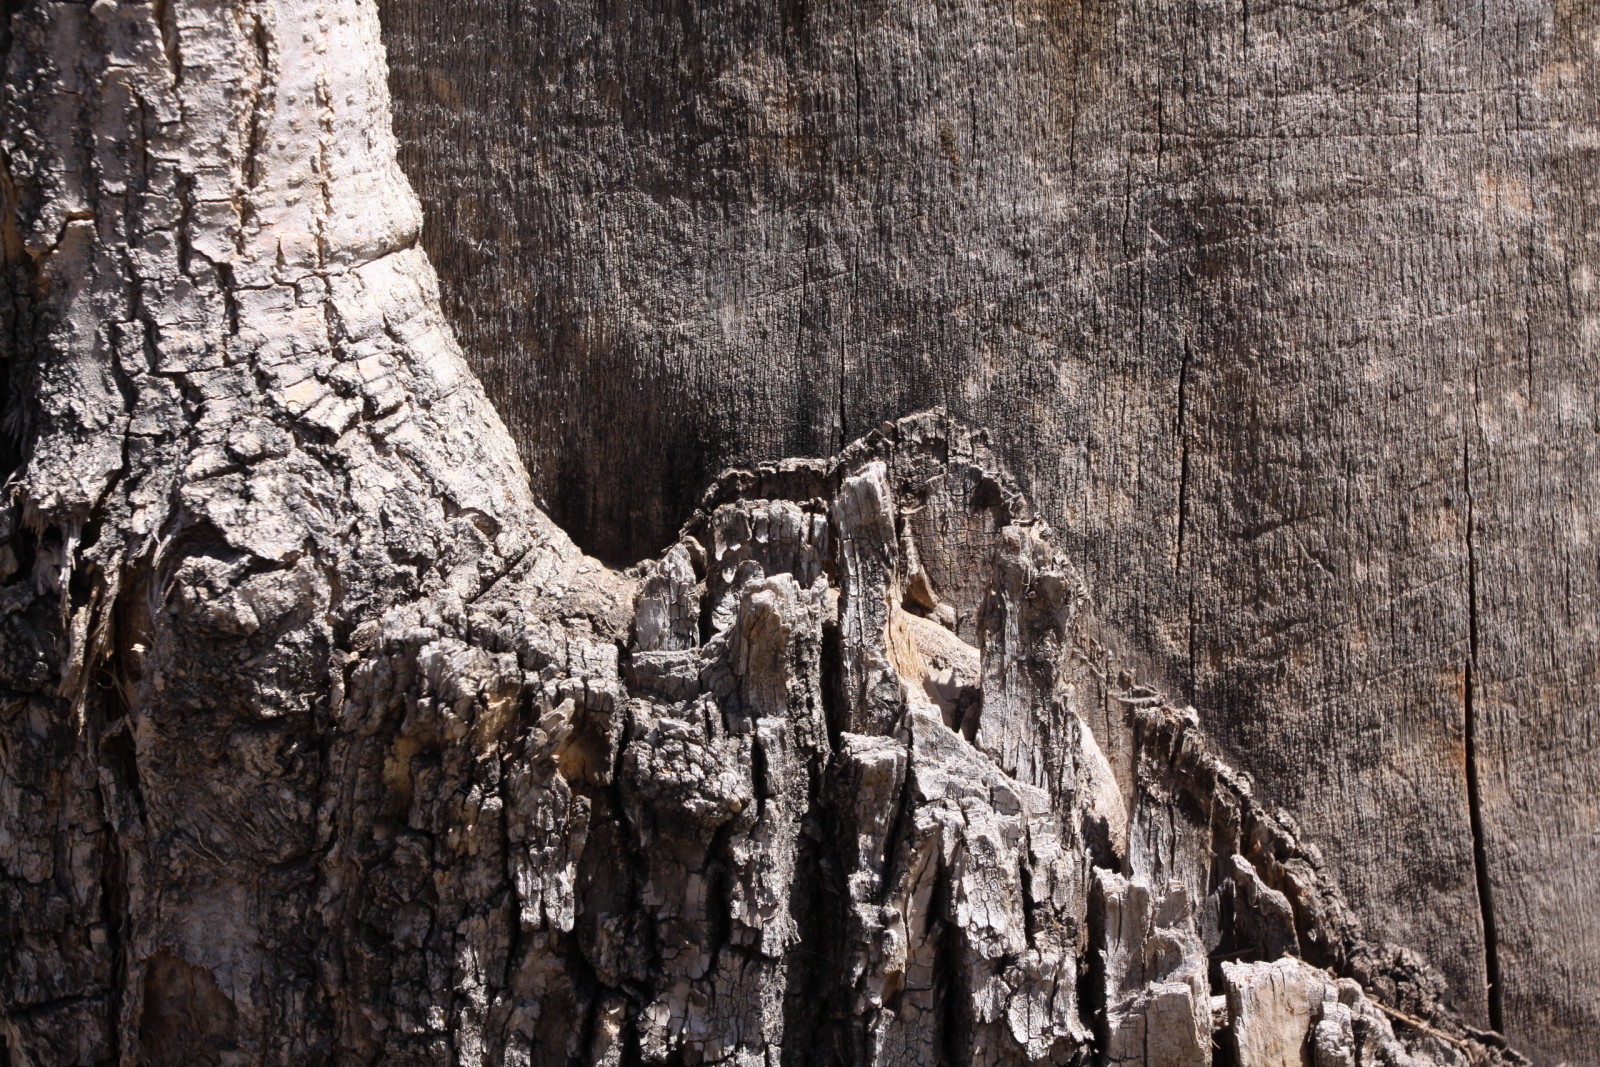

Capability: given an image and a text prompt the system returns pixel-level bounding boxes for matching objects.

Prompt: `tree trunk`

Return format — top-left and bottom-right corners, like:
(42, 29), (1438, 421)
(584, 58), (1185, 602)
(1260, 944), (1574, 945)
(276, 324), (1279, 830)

(0, 2), (1583, 1067)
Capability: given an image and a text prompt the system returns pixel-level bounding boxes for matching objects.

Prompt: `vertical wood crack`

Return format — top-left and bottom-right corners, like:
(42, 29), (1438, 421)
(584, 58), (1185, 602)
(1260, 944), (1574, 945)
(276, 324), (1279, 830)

(1462, 434), (1504, 1034)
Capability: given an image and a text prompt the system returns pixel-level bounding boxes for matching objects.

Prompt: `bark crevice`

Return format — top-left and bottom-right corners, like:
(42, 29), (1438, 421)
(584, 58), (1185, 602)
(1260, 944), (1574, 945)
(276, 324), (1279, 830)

(1461, 435), (1502, 1038)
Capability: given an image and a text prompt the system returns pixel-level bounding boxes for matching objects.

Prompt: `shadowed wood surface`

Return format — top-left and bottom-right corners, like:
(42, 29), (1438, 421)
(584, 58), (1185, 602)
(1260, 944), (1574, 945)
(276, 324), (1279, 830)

(377, 2), (1600, 1064)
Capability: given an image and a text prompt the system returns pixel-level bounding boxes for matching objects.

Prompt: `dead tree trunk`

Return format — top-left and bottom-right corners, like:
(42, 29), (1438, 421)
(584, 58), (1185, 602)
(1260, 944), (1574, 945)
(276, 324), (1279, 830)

(0, 1), (1578, 1066)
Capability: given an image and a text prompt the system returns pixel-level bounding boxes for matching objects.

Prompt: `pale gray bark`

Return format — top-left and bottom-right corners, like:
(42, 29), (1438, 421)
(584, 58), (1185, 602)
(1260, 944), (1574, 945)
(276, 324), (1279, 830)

(0, 1), (1563, 1066)
(0, 0), (627, 1059)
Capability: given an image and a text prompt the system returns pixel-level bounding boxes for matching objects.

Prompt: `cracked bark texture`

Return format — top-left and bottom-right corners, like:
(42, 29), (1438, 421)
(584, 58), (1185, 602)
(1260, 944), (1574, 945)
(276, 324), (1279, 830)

(0, 2), (1569, 1067)
(376, 2), (1600, 1064)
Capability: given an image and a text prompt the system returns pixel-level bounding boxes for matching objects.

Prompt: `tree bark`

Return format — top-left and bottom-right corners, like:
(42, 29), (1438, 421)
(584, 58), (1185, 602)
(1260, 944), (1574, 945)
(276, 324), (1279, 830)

(0, 1), (1579, 1066)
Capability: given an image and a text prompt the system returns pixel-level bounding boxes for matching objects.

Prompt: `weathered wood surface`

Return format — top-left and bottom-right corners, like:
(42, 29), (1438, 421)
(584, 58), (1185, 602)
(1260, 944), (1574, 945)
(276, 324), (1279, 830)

(377, 3), (1600, 1064)
(0, 0), (1583, 1063)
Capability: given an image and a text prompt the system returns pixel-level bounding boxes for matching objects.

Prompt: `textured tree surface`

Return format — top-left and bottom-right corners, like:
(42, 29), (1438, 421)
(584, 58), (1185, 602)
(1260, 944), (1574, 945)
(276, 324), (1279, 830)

(0, 2), (1583, 1066)
(377, 2), (1600, 1064)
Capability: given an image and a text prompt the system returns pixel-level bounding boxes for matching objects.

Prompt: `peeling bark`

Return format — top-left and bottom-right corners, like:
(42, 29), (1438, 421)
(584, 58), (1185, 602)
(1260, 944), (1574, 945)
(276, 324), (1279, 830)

(0, 2), (1546, 1065)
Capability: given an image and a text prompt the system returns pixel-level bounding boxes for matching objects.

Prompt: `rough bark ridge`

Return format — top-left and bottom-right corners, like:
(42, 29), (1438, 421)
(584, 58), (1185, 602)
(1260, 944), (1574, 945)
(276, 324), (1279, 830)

(609, 415), (1522, 1067)
(0, 1), (1532, 1064)
(0, 0), (622, 1059)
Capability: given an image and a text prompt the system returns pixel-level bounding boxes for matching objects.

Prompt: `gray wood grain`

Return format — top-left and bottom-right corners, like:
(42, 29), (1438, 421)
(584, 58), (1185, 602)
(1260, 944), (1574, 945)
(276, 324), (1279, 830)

(378, 2), (1600, 1063)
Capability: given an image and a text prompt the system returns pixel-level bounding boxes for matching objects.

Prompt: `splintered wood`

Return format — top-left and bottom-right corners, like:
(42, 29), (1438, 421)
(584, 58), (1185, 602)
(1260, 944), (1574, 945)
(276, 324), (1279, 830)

(605, 413), (1516, 1067)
